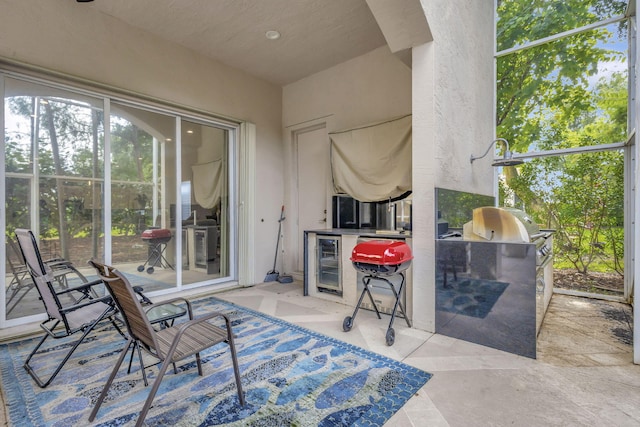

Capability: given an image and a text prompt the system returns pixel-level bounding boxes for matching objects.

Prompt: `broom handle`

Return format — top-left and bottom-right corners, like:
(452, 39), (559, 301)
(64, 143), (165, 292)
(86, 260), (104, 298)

(272, 206), (285, 270)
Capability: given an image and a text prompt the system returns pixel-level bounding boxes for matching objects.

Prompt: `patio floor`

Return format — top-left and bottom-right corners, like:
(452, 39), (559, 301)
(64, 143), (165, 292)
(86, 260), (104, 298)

(1, 281), (638, 426)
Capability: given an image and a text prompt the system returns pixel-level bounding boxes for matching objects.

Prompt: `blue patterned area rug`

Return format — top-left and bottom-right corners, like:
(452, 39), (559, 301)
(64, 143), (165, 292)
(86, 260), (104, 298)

(0, 296), (432, 426)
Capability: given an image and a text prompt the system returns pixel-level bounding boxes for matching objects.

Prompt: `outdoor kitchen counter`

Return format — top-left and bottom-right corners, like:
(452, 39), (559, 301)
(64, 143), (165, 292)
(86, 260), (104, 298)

(304, 228), (410, 238)
(304, 229), (412, 320)
(435, 237), (549, 359)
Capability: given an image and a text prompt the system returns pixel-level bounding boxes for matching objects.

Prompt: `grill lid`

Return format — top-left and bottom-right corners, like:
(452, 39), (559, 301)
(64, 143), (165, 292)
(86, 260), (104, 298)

(141, 228), (172, 240)
(463, 207), (540, 243)
(350, 240), (413, 266)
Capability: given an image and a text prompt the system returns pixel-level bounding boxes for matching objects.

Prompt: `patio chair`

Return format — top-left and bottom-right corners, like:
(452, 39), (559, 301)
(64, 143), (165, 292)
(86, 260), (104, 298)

(6, 235), (95, 316)
(88, 261), (245, 427)
(5, 236), (34, 315)
(88, 259), (188, 386)
(14, 229), (123, 388)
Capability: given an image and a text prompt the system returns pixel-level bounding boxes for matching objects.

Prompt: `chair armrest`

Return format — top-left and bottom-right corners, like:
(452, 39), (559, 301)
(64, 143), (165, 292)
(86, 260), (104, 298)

(43, 257), (68, 264)
(173, 311), (233, 340)
(58, 294), (113, 314)
(132, 286), (153, 305)
(162, 312), (236, 363)
(55, 279), (103, 296)
(46, 259), (74, 268)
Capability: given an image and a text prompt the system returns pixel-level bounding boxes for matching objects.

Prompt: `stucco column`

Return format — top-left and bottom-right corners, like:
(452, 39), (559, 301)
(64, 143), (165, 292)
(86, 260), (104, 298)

(411, 42), (437, 332)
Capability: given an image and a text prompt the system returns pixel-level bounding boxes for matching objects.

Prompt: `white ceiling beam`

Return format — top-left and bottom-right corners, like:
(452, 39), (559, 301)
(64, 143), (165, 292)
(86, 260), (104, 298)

(366, 0), (432, 53)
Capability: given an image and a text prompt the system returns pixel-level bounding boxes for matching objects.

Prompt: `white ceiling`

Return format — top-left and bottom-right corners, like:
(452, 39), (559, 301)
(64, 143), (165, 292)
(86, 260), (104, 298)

(84, 0), (388, 86)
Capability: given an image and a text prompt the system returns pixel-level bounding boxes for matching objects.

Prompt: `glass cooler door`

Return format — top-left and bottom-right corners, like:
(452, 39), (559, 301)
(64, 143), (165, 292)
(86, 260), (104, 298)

(317, 236), (341, 293)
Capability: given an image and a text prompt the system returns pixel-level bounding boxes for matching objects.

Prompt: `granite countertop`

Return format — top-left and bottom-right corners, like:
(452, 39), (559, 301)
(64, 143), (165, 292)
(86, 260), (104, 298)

(304, 228), (410, 239)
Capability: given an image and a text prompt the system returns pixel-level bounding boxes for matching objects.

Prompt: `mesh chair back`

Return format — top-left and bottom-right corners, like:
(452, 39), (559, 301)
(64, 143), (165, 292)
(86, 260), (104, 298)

(8, 236), (26, 268)
(90, 261), (159, 352)
(15, 229), (62, 321)
(6, 237), (31, 283)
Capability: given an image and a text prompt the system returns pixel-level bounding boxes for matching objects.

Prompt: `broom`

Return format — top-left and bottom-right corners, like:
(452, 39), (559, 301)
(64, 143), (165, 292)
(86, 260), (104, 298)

(264, 206), (285, 282)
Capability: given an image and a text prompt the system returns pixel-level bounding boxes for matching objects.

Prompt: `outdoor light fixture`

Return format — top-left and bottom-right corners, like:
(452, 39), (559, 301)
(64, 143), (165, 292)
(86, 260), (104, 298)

(470, 138), (524, 167)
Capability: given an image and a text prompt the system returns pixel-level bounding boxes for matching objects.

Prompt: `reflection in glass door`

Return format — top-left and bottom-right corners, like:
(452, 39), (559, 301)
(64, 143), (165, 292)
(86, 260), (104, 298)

(3, 74), (238, 325)
(4, 77), (106, 319)
(109, 102), (177, 291)
(181, 120), (230, 285)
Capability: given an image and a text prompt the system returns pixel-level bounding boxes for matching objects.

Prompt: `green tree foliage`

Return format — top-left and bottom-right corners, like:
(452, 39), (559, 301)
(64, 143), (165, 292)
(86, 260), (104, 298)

(497, 0), (627, 151)
(496, 0), (628, 280)
(110, 118), (154, 182)
(5, 94), (156, 254)
(110, 118), (156, 234)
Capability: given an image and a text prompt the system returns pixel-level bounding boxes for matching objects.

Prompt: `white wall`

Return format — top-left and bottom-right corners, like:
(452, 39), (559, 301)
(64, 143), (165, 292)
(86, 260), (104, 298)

(424, 1), (495, 194)
(283, 46), (412, 131)
(411, 1), (495, 331)
(282, 45), (412, 273)
(0, 0), (284, 283)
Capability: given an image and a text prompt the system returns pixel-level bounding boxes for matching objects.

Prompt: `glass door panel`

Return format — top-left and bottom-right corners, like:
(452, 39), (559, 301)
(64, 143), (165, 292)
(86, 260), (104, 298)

(5, 177), (32, 319)
(4, 77), (106, 319)
(38, 177), (105, 264)
(317, 236), (341, 292)
(110, 102), (176, 291)
(3, 75), (237, 325)
(181, 119), (230, 285)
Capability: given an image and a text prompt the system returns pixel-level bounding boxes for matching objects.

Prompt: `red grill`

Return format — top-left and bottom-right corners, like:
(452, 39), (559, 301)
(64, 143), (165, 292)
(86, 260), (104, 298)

(137, 228), (174, 274)
(350, 240), (413, 276)
(141, 228), (172, 242)
(343, 239), (412, 346)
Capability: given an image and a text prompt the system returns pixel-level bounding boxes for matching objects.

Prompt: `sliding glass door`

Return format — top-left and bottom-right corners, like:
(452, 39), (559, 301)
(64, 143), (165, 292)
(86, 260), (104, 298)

(3, 74), (237, 323)
(108, 102), (178, 291)
(180, 120), (231, 285)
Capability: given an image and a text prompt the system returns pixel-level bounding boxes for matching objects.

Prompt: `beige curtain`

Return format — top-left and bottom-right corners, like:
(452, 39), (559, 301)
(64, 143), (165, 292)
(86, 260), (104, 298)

(192, 159), (222, 209)
(329, 115), (411, 202)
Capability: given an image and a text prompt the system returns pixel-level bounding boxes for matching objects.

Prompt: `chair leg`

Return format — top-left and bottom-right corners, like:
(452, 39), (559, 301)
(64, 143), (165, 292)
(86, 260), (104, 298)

(25, 307), (117, 388)
(195, 352), (203, 376)
(26, 325), (93, 388)
(25, 319), (100, 389)
(226, 333), (245, 406)
(23, 326), (57, 388)
(136, 341), (149, 386)
(127, 342), (136, 374)
(89, 338), (134, 422)
(111, 319), (126, 339)
(126, 341), (150, 387)
(135, 357), (174, 427)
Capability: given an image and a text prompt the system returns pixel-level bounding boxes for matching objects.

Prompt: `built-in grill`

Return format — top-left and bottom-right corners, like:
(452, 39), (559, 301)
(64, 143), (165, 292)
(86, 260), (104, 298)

(463, 206), (554, 337)
(343, 240), (413, 346)
(463, 206), (553, 269)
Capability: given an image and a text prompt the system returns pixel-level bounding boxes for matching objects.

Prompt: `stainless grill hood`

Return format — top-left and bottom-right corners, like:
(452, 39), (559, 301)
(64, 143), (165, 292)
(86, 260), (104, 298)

(463, 207), (541, 243)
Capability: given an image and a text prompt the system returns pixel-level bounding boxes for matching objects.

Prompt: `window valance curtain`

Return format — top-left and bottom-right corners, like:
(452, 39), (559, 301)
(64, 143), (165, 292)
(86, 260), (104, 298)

(192, 159), (223, 209)
(329, 114), (411, 202)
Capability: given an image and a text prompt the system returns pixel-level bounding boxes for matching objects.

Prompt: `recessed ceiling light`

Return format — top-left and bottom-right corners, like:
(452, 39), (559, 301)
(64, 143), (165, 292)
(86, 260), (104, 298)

(265, 30), (281, 40)
(186, 129), (194, 134)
